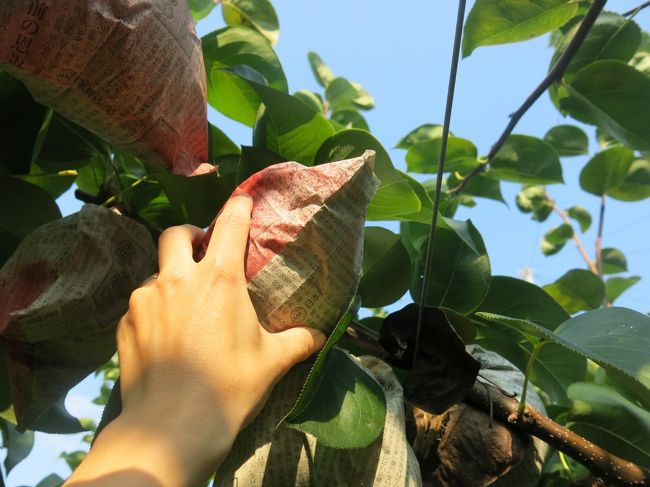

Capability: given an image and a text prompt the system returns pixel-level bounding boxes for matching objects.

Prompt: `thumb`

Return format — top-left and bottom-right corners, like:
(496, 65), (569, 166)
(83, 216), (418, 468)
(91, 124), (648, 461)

(271, 326), (327, 373)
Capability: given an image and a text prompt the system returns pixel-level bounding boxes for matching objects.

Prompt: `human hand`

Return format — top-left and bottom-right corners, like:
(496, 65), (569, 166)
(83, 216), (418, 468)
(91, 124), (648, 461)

(66, 194), (326, 487)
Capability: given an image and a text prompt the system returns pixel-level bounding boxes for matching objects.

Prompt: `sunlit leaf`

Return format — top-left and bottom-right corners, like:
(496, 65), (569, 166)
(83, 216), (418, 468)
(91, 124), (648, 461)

(222, 0), (279, 45)
(606, 276), (640, 304)
(543, 269), (605, 314)
(602, 247), (627, 275)
(544, 124), (588, 156)
(566, 206), (591, 232)
(487, 135), (563, 184)
(541, 223), (574, 256)
(579, 146), (635, 196)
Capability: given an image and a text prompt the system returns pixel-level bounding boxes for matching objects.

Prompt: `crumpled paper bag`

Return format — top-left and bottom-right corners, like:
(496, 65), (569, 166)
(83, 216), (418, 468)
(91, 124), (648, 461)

(201, 150), (380, 334)
(0, 1), (210, 175)
(0, 205), (156, 430)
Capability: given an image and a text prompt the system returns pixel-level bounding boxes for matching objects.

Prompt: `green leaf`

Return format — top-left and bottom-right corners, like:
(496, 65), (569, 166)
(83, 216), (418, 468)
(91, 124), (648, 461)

(477, 307), (650, 407)
(0, 178), (61, 265)
(0, 72), (48, 176)
(541, 223), (574, 256)
(202, 26), (287, 126)
(222, 0), (279, 45)
(568, 382), (650, 467)
(293, 90), (324, 114)
(0, 419), (34, 473)
(596, 127), (621, 150)
(411, 219), (491, 315)
(601, 247), (627, 274)
(358, 227), (411, 308)
(516, 185), (552, 222)
(281, 300), (387, 449)
(324, 77), (375, 112)
(554, 13), (641, 80)
(400, 221), (429, 261)
(462, 0), (578, 57)
(476, 276), (570, 330)
(60, 450), (86, 471)
(307, 51), (336, 87)
(606, 276), (641, 304)
(474, 324), (585, 406)
(33, 474), (64, 487)
(188, 0), (217, 21)
(564, 60), (650, 151)
(315, 129), (425, 221)
(235, 145), (285, 185)
(395, 124), (447, 149)
(543, 269), (605, 314)
(406, 136), (478, 174)
(209, 123), (240, 160)
(252, 82), (335, 164)
(283, 348), (386, 449)
(543, 124), (588, 156)
(579, 146), (635, 196)
(330, 110), (370, 131)
(566, 206), (591, 232)
(446, 172), (505, 204)
(607, 158), (650, 201)
(152, 171), (234, 228)
(487, 135), (563, 184)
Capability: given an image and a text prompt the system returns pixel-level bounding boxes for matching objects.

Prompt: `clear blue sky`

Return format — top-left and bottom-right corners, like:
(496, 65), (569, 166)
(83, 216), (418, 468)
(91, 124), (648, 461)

(7, 1), (650, 484)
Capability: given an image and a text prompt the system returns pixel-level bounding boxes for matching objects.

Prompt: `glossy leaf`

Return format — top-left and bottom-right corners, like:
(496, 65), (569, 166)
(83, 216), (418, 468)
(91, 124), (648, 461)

(293, 90), (324, 114)
(358, 227), (411, 308)
(209, 123), (240, 160)
(543, 124), (588, 156)
(602, 247), (627, 275)
(487, 135), (563, 184)
(566, 206), (591, 232)
(283, 348), (386, 449)
(331, 110), (369, 131)
(447, 172), (505, 204)
(554, 13), (641, 79)
(608, 158), (650, 201)
(188, 0), (217, 21)
(153, 171), (234, 228)
(568, 382), (650, 467)
(406, 136), (478, 174)
(0, 178), (61, 265)
(541, 223), (574, 256)
(281, 300), (387, 448)
(395, 124), (446, 149)
(222, 0), (279, 45)
(411, 219), (491, 315)
(543, 269), (605, 314)
(252, 82), (335, 164)
(202, 26), (287, 126)
(462, 0), (578, 57)
(324, 77), (374, 112)
(476, 276), (569, 330)
(477, 307), (650, 407)
(516, 185), (552, 222)
(564, 61), (650, 151)
(579, 146), (635, 196)
(307, 51), (336, 87)
(315, 129), (426, 221)
(0, 419), (34, 473)
(606, 276), (641, 304)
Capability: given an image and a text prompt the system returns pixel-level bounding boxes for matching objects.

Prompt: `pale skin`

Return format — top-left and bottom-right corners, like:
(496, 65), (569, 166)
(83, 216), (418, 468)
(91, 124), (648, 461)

(65, 194), (326, 487)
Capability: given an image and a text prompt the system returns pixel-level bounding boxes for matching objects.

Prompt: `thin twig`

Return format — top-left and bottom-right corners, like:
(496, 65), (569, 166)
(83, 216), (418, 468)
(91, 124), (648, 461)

(465, 383), (650, 487)
(449, 0), (608, 195)
(546, 192), (599, 274)
(596, 194), (606, 277)
(414, 0), (466, 367)
(623, 1), (650, 16)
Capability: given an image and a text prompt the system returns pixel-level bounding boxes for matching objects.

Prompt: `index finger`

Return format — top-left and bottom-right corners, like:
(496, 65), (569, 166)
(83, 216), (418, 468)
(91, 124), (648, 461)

(203, 194), (253, 279)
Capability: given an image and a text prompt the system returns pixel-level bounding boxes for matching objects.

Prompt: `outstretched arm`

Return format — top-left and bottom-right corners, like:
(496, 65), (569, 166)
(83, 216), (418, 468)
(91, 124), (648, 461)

(65, 194), (326, 487)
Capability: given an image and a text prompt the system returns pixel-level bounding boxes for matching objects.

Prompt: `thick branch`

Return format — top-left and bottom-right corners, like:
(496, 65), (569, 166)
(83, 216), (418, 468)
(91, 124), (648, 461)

(465, 383), (650, 487)
(545, 192), (599, 275)
(449, 0), (608, 195)
(346, 322), (650, 486)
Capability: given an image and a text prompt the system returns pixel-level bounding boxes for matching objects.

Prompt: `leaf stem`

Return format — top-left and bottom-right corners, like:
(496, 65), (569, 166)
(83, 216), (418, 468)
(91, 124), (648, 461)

(414, 0), (466, 366)
(545, 192), (599, 274)
(101, 176), (148, 207)
(517, 340), (544, 416)
(449, 0), (608, 195)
